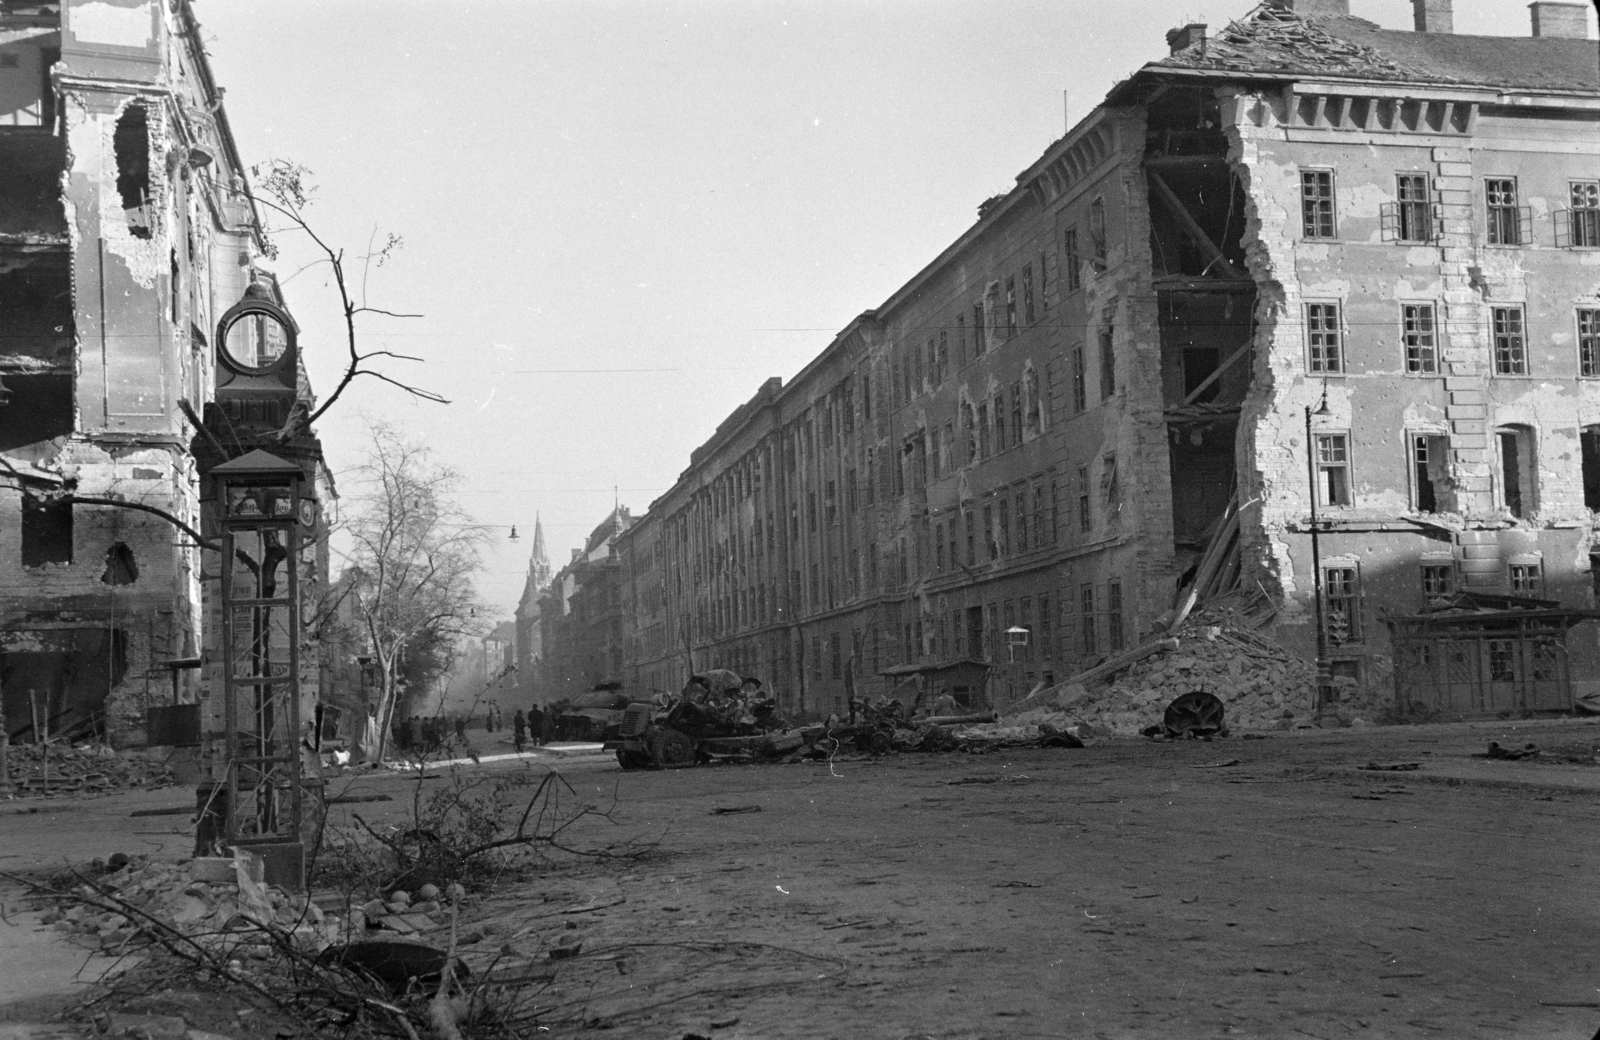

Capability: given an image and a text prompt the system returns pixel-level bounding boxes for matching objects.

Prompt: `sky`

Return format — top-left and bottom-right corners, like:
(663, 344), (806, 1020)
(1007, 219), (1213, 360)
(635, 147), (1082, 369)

(194, 0), (1596, 623)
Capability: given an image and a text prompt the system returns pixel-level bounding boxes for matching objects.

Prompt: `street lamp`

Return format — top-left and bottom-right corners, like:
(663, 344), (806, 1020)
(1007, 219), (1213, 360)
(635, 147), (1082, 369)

(1304, 393), (1335, 716)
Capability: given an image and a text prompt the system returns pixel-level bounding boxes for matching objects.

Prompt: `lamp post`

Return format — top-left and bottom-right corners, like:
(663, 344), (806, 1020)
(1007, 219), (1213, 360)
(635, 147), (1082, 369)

(1304, 400), (1335, 715)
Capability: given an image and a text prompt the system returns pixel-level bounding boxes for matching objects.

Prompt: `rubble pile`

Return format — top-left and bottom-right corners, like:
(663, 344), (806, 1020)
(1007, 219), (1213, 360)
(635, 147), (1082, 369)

(5, 742), (175, 796)
(42, 854), (347, 957)
(995, 611), (1322, 737)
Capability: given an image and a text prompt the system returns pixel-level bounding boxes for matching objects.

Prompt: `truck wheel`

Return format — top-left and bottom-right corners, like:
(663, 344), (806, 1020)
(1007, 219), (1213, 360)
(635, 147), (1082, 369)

(616, 748), (651, 771)
(651, 728), (696, 767)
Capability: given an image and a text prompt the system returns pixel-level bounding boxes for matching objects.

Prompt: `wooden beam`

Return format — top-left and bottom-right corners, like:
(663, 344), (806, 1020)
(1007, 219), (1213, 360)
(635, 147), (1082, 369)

(1146, 169), (1247, 280)
(1180, 340), (1254, 406)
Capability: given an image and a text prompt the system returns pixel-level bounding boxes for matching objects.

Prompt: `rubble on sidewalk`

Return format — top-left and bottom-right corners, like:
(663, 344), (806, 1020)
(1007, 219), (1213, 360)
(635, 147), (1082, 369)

(994, 608), (1344, 738)
(4, 743), (176, 797)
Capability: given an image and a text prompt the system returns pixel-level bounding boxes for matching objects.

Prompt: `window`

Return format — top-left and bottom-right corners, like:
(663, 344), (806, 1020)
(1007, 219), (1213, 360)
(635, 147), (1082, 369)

(1301, 170), (1336, 238)
(997, 499), (1010, 556)
(1421, 563), (1453, 600)
(1015, 488), (1029, 552)
(936, 331), (948, 386)
(1079, 584), (1097, 656)
(1488, 640), (1516, 682)
(1077, 464), (1092, 532)
(830, 633), (842, 679)
(1107, 580), (1125, 653)
(1315, 433), (1352, 507)
(1584, 427), (1600, 512)
(1099, 326), (1115, 400)
(1064, 226), (1082, 291)
(1579, 309), (1600, 377)
(1010, 382), (1023, 445)
(1324, 566), (1360, 645)
(1492, 306), (1526, 375)
(1025, 367), (1041, 433)
(993, 393), (1007, 453)
(1005, 277), (1018, 336)
(1022, 264), (1035, 325)
(947, 519), (958, 571)
(1410, 432), (1448, 513)
(1039, 592), (1052, 661)
(1509, 561), (1543, 594)
(964, 511), (976, 567)
(1497, 425), (1535, 518)
(1402, 303), (1437, 374)
(977, 402), (991, 457)
(1088, 198), (1107, 270)
(1071, 345), (1087, 412)
(21, 494), (72, 566)
(955, 315), (965, 366)
(973, 303), (985, 355)
(1039, 250), (1049, 300)
(1396, 173), (1434, 243)
(983, 505), (996, 559)
(1306, 302), (1343, 373)
(1485, 178), (1521, 246)
(1570, 181), (1600, 248)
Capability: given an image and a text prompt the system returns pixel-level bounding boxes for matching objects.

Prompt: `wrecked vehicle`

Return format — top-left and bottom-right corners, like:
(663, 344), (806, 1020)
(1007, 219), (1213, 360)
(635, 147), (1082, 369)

(606, 670), (810, 769)
(554, 682), (633, 742)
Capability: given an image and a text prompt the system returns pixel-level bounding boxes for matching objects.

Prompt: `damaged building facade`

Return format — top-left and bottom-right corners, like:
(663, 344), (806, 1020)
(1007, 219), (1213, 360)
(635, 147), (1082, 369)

(0, 0), (327, 747)
(613, 0), (1600, 718)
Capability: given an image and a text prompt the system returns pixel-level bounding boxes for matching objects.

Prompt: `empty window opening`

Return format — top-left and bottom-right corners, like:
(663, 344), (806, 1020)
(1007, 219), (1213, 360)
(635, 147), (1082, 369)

(1411, 433), (1451, 513)
(21, 494), (72, 566)
(101, 542), (139, 585)
(1582, 427), (1600, 512)
(1183, 346), (1221, 403)
(113, 103), (152, 239)
(1497, 425), (1535, 519)
(1099, 326), (1115, 400)
(1315, 433), (1352, 507)
(0, 373), (73, 454)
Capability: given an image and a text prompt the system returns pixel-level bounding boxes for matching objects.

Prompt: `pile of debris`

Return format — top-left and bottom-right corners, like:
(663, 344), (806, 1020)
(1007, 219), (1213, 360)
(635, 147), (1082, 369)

(992, 610), (1322, 738)
(5, 742), (176, 796)
(41, 853), (348, 957)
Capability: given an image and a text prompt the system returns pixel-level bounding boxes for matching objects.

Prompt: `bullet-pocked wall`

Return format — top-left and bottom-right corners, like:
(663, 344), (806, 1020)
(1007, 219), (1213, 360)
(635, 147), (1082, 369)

(0, 0), (273, 746)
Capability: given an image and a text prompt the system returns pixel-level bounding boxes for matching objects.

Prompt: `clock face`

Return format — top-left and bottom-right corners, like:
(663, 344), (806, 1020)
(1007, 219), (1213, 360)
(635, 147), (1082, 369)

(221, 309), (292, 373)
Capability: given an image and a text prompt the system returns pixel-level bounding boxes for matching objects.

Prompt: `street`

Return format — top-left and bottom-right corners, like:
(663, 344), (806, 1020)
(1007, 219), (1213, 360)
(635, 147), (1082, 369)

(10, 719), (1599, 1039)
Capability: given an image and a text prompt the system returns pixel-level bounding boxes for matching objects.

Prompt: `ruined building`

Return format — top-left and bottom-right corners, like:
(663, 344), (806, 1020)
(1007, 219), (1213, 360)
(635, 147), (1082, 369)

(613, 0), (1600, 718)
(0, 0), (327, 747)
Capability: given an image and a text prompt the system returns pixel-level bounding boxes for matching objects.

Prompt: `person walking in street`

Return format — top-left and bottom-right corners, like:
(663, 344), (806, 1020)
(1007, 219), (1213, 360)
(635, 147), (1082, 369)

(512, 709), (527, 753)
(528, 703), (544, 747)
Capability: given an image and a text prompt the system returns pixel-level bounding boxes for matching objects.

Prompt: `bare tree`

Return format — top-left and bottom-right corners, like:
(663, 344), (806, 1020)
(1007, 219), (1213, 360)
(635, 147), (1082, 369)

(341, 420), (486, 761)
(247, 160), (448, 441)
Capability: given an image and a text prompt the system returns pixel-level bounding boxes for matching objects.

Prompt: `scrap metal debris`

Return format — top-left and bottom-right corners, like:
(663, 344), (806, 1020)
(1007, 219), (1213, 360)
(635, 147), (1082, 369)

(5, 742), (175, 797)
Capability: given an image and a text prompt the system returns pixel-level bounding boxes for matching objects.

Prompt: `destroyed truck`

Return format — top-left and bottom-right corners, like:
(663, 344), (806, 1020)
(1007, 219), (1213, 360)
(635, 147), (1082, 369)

(605, 669), (812, 769)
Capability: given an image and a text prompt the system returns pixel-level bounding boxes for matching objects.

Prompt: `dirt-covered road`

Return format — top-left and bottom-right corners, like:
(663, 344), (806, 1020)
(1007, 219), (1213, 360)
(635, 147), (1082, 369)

(326, 718), (1600, 1040)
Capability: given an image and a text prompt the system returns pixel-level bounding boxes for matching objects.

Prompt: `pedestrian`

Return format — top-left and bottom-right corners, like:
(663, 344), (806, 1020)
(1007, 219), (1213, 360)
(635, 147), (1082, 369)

(528, 703), (544, 747)
(453, 714), (467, 742)
(512, 709), (527, 753)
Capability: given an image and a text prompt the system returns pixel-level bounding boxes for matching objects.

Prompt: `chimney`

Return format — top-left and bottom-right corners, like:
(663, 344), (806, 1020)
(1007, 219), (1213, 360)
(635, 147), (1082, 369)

(1412, 0), (1454, 32)
(1269, 0), (1351, 17)
(1166, 22), (1207, 54)
(1529, 1), (1589, 37)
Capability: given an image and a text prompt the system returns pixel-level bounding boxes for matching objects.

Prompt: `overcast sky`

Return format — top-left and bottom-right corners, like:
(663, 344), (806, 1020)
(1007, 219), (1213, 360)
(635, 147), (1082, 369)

(196, 0), (1590, 622)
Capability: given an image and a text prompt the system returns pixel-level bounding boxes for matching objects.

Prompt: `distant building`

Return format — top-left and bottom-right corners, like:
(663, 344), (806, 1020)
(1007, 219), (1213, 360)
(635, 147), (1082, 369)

(533, 508), (632, 704)
(615, 0), (1600, 720)
(511, 516), (550, 701)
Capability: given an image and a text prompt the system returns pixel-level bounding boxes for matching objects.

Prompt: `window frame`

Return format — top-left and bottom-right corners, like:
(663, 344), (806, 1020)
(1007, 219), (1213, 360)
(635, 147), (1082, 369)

(1485, 177), (1522, 247)
(1491, 305), (1528, 376)
(1063, 226), (1082, 291)
(1300, 168), (1337, 239)
(1395, 172), (1435, 244)
(1420, 562), (1453, 601)
(1322, 563), (1362, 645)
(1314, 431), (1353, 508)
(1509, 560), (1543, 594)
(1577, 307), (1600, 378)
(1570, 180), (1600, 248)
(1305, 301), (1344, 374)
(1401, 301), (1438, 375)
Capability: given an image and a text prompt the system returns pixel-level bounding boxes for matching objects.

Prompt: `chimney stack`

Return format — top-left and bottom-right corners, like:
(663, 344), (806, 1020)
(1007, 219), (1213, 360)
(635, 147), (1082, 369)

(1529, 1), (1589, 37)
(1411, 0), (1454, 33)
(1166, 23), (1207, 54)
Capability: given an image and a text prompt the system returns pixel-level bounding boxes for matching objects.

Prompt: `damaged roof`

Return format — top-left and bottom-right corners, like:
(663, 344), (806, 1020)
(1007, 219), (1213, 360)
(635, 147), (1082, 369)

(1152, 3), (1600, 93)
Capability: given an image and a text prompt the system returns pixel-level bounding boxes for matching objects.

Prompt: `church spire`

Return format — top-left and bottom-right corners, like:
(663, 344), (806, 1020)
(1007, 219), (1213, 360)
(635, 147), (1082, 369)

(528, 513), (551, 589)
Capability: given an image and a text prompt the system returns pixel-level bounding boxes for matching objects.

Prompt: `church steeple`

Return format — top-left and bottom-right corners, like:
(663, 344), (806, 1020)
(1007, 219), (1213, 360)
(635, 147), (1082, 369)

(528, 513), (551, 590)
